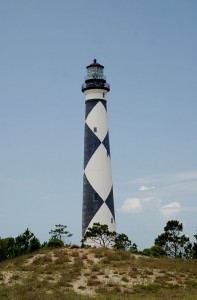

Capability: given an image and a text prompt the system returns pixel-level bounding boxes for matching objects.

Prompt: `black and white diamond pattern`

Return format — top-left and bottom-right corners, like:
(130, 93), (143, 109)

(82, 99), (115, 236)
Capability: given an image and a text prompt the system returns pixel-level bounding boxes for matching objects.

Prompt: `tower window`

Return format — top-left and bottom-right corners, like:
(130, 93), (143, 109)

(93, 127), (97, 133)
(103, 93), (105, 98)
(111, 218), (113, 223)
(93, 193), (98, 201)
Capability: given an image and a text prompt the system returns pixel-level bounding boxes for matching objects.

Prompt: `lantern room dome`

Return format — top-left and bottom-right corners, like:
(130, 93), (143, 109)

(86, 59), (104, 69)
(82, 59), (110, 92)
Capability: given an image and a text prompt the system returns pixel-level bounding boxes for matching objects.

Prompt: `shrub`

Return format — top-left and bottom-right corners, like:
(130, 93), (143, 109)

(142, 245), (166, 257)
(150, 245), (166, 257)
(47, 238), (64, 248)
(29, 237), (41, 252)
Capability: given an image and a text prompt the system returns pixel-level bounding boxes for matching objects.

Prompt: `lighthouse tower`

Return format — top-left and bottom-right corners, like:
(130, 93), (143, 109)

(81, 59), (116, 239)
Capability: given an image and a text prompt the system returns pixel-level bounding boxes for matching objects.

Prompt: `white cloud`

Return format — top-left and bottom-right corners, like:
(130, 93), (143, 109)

(119, 170), (197, 217)
(139, 185), (156, 191)
(161, 202), (181, 217)
(119, 198), (142, 213)
(119, 197), (161, 214)
(119, 196), (182, 218)
(119, 196), (197, 219)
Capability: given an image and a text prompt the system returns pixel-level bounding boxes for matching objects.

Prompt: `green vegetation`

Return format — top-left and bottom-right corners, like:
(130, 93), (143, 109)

(142, 245), (166, 257)
(0, 224), (72, 262)
(47, 238), (64, 248)
(82, 223), (137, 251)
(49, 224), (73, 242)
(114, 233), (132, 250)
(82, 223), (116, 248)
(154, 220), (192, 258)
(192, 231), (197, 258)
(0, 229), (41, 261)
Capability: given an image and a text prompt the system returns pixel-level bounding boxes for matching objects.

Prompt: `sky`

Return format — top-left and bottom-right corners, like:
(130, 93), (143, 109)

(0, 0), (197, 250)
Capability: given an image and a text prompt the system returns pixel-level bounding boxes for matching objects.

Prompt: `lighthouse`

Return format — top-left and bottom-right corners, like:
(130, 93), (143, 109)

(81, 59), (116, 239)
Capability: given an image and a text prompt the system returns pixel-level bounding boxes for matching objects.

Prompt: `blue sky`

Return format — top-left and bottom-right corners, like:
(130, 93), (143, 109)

(0, 0), (197, 249)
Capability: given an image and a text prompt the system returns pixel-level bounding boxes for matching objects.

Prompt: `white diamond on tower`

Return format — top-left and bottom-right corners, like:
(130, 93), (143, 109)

(85, 101), (108, 142)
(85, 143), (112, 201)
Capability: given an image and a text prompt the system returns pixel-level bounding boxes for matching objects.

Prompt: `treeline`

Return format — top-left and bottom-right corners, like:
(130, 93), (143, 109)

(0, 229), (41, 261)
(82, 220), (197, 259)
(142, 220), (197, 259)
(0, 220), (197, 262)
(0, 224), (72, 262)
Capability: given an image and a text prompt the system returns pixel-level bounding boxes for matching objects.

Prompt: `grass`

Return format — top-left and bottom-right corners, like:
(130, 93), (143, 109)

(0, 248), (197, 299)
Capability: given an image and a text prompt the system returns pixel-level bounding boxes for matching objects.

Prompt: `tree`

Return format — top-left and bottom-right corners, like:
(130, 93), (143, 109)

(14, 228), (34, 256)
(29, 236), (41, 252)
(192, 232), (197, 259)
(0, 229), (41, 261)
(142, 245), (166, 257)
(82, 223), (116, 248)
(0, 237), (15, 261)
(155, 220), (192, 258)
(130, 243), (138, 253)
(48, 238), (64, 248)
(114, 233), (132, 250)
(49, 224), (72, 244)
